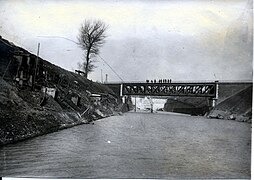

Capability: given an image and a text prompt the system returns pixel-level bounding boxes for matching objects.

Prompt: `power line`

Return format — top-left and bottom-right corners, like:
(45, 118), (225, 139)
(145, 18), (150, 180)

(37, 36), (79, 45)
(98, 55), (124, 83)
(37, 35), (124, 82)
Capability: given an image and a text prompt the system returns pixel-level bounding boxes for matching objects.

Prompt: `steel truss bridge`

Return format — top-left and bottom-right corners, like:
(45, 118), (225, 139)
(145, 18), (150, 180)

(106, 81), (218, 98)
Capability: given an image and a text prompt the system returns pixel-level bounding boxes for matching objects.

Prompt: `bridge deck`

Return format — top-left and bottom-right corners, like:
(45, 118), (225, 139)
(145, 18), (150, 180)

(106, 82), (218, 98)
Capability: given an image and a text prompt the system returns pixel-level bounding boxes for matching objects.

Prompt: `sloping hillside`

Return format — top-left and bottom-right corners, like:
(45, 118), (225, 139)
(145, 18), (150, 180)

(208, 86), (252, 123)
(217, 82), (252, 103)
(0, 36), (122, 145)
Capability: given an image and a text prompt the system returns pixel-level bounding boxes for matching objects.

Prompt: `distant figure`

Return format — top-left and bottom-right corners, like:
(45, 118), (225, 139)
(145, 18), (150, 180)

(154, 79), (156, 83)
(146, 80), (149, 83)
(151, 80), (153, 83)
(170, 79), (172, 83)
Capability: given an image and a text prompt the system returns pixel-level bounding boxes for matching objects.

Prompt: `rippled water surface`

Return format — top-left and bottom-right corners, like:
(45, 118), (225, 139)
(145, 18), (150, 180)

(0, 112), (251, 178)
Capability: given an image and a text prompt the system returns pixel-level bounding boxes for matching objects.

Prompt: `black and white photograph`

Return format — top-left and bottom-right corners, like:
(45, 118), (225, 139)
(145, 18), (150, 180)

(0, 0), (252, 179)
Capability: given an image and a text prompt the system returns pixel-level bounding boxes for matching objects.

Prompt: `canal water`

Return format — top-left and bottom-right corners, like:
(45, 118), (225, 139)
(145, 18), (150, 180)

(0, 112), (251, 178)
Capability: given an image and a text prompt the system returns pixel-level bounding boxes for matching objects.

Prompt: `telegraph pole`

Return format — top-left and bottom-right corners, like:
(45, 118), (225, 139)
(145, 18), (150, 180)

(105, 74), (108, 83)
(101, 69), (103, 83)
(33, 43), (40, 89)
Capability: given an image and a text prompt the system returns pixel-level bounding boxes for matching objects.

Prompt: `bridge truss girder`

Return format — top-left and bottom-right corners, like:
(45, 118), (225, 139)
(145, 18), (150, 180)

(122, 83), (217, 98)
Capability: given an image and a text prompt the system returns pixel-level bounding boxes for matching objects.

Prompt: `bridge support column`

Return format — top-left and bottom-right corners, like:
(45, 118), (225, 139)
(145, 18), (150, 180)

(122, 95), (125, 103)
(120, 84), (124, 103)
(215, 80), (219, 100)
(212, 80), (219, 107)
(211, 98), (217, 108)
(209, 81), (219, 108)
(148, 96), (153, 113)
(120, 84), (123, 97)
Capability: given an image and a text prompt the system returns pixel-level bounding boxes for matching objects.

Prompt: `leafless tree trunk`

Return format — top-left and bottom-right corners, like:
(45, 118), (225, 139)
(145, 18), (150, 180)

(77, 20), (108, 78)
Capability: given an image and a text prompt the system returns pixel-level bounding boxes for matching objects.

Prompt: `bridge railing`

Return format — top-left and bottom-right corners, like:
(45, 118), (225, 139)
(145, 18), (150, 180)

(104, 80), (252, 84)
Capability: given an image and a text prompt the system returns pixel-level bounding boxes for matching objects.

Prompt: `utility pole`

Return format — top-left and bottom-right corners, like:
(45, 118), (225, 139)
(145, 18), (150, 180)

(101, 69), (103, 83)
(105, 74), (108, 83)
(33, 43), (40, 89)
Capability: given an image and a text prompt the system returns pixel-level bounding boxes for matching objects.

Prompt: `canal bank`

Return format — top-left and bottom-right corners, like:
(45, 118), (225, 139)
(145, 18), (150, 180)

(0, 37), (130, 146)
(163, 84), (252, 123)
(0, 74), (124, 146)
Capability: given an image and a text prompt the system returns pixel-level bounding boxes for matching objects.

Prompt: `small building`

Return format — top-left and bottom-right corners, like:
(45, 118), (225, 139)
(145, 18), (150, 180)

(42, 87), (57, 98)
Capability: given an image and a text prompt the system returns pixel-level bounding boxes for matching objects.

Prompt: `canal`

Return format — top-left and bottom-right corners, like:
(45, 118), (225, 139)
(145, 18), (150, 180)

(0, 112), (251, 178)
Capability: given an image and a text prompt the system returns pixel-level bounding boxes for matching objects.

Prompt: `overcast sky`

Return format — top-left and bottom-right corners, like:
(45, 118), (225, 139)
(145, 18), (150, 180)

(0, 0), (252, 82)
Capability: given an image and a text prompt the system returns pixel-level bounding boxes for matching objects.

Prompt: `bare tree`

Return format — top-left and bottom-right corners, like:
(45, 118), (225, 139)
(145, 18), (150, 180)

(77, 20), (108, 78)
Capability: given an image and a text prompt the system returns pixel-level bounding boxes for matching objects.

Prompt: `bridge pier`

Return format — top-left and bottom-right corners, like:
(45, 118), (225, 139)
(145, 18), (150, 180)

(209, 98), (217, 108)
(122, 96), (125, 103)
(208, 81), (219, 108)
(212, 81), (219, 107)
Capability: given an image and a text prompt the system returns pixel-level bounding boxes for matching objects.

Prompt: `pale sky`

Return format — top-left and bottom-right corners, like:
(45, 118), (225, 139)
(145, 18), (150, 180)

(0, 0), (252, 82)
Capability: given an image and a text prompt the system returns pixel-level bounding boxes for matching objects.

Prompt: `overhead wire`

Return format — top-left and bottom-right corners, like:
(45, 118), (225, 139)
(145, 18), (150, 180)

(37, 35), (124, 83)
(98, 55), (124, 83)
(37, 36), (79, 45)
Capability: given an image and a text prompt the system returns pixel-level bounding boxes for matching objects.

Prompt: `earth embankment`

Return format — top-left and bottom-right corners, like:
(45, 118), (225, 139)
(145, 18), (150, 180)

(208, 86), (252, 123)
(163, 82), (252, 121)
(0, 37), (123, 145)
